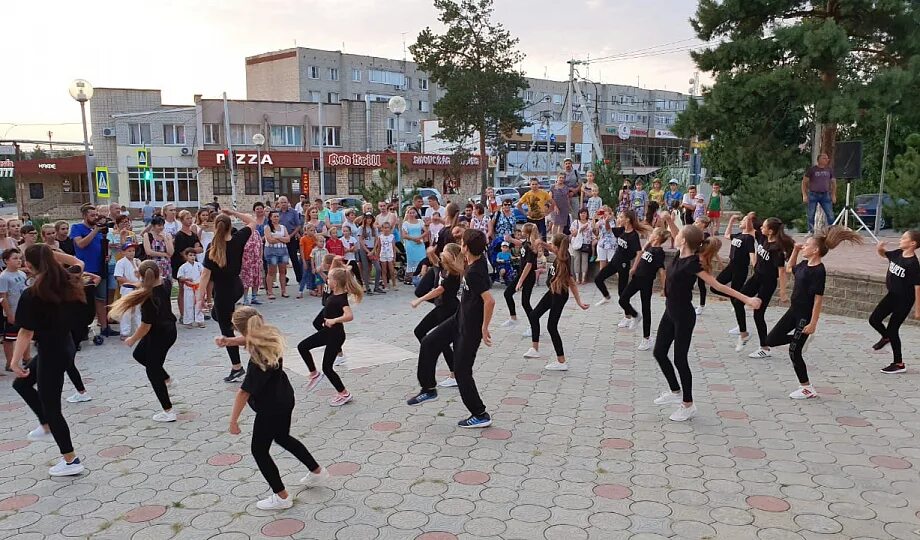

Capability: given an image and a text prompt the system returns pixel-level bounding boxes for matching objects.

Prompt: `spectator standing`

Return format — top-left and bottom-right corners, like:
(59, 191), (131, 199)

(142, 200), (154, 226)
(801, 153), (837, 233)
(517, 178), (552, 239)
(562, 158), (582, 219)
(277, 196), (304, 284)
(70, 204), (118, 338)
(631, 179), (650, 221)
(664, 180), (683, 210)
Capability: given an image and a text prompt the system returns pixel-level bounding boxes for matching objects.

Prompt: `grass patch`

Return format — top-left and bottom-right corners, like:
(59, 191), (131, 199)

(171, 501), (184, 509)
(171, 523), (184, 534)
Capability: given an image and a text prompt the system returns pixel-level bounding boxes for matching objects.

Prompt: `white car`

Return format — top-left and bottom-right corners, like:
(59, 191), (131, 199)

(470, 187), (519, 206)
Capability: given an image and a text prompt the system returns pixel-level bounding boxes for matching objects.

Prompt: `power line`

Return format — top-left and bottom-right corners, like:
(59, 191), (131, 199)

(585, 37), (705, 64)
(586, 42), (716, 65)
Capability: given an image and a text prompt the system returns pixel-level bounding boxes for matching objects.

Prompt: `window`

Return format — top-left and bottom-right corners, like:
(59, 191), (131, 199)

(311, 126), (341, 147)
(353, 93), (363, 101)
(308, 66), (319, 79)
(386, 117), (397, 146)
(212, 169), (232, 196)
(418, 78), (429, 90)
(524, 90), (535, 102)
(348, 169), (365, 194)
(242, 168), (260, 195)
(327, 92), (340, 104)
(128, 167), (198, 203)
(552, 94), (563, 105)
(419, 100), (430, 113)
(323, 170), (336, 195)
(352, 68), (361, 82)
(29, 183), (44, 199)
(270, 125), (303, 147)
(368, 69), (405, 87)
(230, 124), (260, 145)
(163, 124), (186, 145)
(308, 91), (321, 103)
(203, 123), (221, 145)
(128, 123), (151, 145)
(329, 68), (339, 81)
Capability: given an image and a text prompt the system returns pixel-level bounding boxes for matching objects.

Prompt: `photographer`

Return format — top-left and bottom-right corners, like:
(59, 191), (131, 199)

(70, 204), (118, 338)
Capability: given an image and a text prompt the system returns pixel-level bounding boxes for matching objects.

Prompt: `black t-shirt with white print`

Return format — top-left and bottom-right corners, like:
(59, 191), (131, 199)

(884, 249), (920, 300)
(728, 233), (755, 271)
(754, 239), (785, 282)
(610, 227), (641, 267)
(457, 256), (490, 338)
(664, 254), (703, 314)
(635, 245), (665, 279)
(789, 261), (826, 314)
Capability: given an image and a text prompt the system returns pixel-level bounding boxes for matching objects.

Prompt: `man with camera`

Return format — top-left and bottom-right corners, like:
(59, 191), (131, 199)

(71, 204), (118, 338)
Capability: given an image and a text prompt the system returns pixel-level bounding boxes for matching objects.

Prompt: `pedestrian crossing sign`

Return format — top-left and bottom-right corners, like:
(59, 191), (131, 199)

(137, 148), (149, 167)
(95, 167), (110, 198)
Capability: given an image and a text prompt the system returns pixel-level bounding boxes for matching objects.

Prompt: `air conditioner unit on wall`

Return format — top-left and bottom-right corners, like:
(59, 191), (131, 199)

(180, 147), (192, 156)
(102, 128), (115, 137)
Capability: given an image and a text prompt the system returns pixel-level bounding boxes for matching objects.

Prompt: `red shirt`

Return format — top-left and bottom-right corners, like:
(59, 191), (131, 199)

(326, 236), (345, 257)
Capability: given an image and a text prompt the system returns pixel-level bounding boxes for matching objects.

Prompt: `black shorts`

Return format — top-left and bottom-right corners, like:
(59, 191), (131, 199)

(3, 319), (20, 342)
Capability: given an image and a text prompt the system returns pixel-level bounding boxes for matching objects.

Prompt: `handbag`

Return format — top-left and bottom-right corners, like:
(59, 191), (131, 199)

(570, 234), (584, 251)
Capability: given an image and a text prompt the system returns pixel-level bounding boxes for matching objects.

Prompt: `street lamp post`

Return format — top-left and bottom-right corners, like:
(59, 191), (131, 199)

(252, 133), (265, 196)
(69, 79), (95, 206)
(388, 96), (407, 208)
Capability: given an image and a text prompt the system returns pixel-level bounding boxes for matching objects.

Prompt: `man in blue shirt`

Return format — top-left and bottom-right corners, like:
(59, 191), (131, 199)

(71, 204), (118, 337)
(276, 196), (303, 283)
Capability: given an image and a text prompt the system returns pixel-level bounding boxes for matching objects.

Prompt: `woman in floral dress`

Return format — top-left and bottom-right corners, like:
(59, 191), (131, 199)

(241, 202), (266, 305)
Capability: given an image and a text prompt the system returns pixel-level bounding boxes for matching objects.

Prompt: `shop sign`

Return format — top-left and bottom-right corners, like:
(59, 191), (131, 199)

(326, 152), (382, 168)
(38, 163), (57, 169)
(654, 129), (678, 139)
(62, 179), (72, 192)
(0, 145), (16, 156)
(0, 159), (13, 178)
(410, 154), (480, 167)
(300, 171), (310, 194)
(215, 152), (274, 166)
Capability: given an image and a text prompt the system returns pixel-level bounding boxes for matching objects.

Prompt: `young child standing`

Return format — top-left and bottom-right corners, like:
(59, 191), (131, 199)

(297, 267), (363, 406)
(223, 306), (328, 511)
(586, 186), (603, 220)
(0, 249), (27, 371)
(297, 224), (316, 299)
(177, 248), (205, 328)
(707, 183), (723, 234)
(114, 242), (142, 339)
(310, 236), (329, 297)
(325, 227), (345, 257)
(110, 260), (178, 422)
(631, 179), (649, 221)
(379, 222), (398, 291)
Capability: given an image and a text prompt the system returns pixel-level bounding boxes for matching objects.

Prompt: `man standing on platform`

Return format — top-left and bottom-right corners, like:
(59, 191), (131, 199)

(562, 158), (582, 218)
(802, 153), (837, 234)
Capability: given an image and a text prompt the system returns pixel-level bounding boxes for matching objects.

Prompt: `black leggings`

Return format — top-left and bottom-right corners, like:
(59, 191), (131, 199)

(528, 290), (569, 356)
(252, 411), (319, 494)
(765, 308), (811, 384)
(504, 270), (535, 318)
(696, 277), (707, 307)
(619, 274), (654, 337)
(741, 274), (777, 346)
(414, 305), (455, 371)
(298, 329), (346, 392)
(869, 293), (913, 364)
(711, 265), (748, 333)
(133, 326), (177, 411)
(213, 280), (244, 368)
(12, 345), (76, 455)
(595, 259), (629, 301)
(653, 307), (697, 403)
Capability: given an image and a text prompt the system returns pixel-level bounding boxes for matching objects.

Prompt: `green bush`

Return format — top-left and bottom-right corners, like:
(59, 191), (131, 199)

(886, 133), (920, 229)
(729, 168), (807, 231)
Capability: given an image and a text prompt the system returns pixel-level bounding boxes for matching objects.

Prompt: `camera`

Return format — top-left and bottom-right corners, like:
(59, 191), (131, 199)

(95, 216), (114, 235)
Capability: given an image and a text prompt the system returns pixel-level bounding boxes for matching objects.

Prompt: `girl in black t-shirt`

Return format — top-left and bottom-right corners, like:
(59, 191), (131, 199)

(411, 243), (464, 388)
(523, 234), (589, 370)
(741, 217), (793, 359)
(712, 212), (758, 351)
(502, 223), (540, 335)
(297, 267), (363, 406)
(619, 227), (669, 350)
(594, 210), (649, 329)
(870, 231), (920, 373)
(766, 226), (862, 399)
(653, 214), (761, 422)
(110, 260), (178, 422)
(691, 216), (714, 314)
(223, 306), (327, 511)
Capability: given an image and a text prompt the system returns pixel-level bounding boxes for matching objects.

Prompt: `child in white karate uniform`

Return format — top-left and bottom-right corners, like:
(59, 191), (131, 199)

(113, 242), (142, 339)
(177, 248), (205, 327)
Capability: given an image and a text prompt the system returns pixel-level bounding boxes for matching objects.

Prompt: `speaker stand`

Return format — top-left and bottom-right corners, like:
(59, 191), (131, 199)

(832, 180), (878, 242)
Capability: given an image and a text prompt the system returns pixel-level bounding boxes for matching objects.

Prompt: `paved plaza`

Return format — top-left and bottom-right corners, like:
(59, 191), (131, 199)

(1, 282), (919, 540)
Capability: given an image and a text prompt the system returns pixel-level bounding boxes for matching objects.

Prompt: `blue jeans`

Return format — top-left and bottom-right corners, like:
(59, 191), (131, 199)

(299, 260), (315, 292)
(807, 191), (834, 233)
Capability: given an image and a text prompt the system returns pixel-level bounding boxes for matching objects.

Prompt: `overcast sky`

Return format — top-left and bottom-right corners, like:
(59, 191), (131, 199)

(3, 0), (704, 144)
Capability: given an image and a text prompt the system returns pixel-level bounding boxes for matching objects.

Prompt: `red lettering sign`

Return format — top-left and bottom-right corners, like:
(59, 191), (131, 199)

(325, 153), (383, 168)
(301, 171), (310, 194)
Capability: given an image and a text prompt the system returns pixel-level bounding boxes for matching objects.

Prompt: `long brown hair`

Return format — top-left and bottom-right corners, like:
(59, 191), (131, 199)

(549, 234), (573, 294)
(231, 306), (284, 370)
(680, 225), (722, 273)
(763, 217), (794, 258)
(620, 210), (652, 235)
(208, 214), (232, 268)
(328, 267), (364, 302)
(24, 244), (85, 304)
(443, 202), (460, 228)
(521, 222), (540, 247)
(439, 243), (465, 276)
(813, 225), (863, 256)
(109, 260), (160, 318)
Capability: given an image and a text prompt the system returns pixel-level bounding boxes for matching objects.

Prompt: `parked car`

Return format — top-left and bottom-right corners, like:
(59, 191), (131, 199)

(470, 187), (520, 206)
(326, 197), (365, 211)
(400, 187), (444, 214)
(854, 193), (906, 230)
(0, 196), (5, 207)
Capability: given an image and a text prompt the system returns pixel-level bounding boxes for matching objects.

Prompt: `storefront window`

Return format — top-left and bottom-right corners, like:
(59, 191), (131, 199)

(242, 168), (260, 195)
(347, 169), (365, 194)
(127, 167), (199, 204)
(29, 183), (44, 199)
(212, 169), (232, 196)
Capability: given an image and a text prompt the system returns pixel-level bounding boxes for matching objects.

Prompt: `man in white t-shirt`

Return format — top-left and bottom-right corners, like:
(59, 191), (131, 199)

(113, 242), (142, 338)
(424, 195), (447, 222)
(294, 194), (308, 216)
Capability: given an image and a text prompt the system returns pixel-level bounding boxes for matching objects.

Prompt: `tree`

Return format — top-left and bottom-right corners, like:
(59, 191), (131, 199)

(675, 0), (920, 193)
(885, 133), (920, 228)
(411, 0), (529, 197)
(591, 155), (624, 206)
(729, 168), (808, 231)
(29, 146), (48, 160)
(361, 157), (406, 206)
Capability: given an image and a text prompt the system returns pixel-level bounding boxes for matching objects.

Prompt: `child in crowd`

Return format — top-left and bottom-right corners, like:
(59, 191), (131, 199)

(177, 248), (205, 328)
(707, 183), (723, 234)
(586, 186), (603, 220)
(310, 236), (330, 298)
(340, 226), (360, 284)
(694, 194), (707, 222)
(631, 179), (649, 221)
(297, 224), (316, 299)
(114, 242), (142, 339)
(428, 213), (444, 246)
(495, 242), (514, 284)
(325, 227), (345, 257)
(618, 184), (632, 215)
(223, 306), (328, 511)
(379, 222), (398, 291)
(0, 249), (27, 371)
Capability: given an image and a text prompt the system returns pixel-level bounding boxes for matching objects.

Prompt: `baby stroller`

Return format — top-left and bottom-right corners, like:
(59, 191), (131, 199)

(394, 240), (408, 283)
(488, 236), (516, 285)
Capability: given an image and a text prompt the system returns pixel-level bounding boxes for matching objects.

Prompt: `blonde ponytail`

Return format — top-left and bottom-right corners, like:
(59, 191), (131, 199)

(329, 266), (364, 303)
(231, 306), (284, 370)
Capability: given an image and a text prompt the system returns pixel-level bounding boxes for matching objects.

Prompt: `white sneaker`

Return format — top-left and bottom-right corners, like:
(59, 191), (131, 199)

(27, 426), (54, 442)
(728, 326), (740, 336)
(734, 335), (750, 353)
(653, 391), (683, 405)
(669, 404), (698, 422)
(256, 493), (293, 510)
(152, 411), (177, 423)
(521, 326), (533, 337)
(333, 355), (346, 366)
(748, 348), (772, 359)
(628, 315), (642, 330)
(544, 361), (568, 371)
(523, 347), (542, 358)
(48, 457), (84, 477)
(437, 377), (458, 388)
(300, 467), (330, 487)
(500, 319), (518, 328)
(617, 318), (631, 328)
(595, 297), (610, 306)
(695, 305), (705, 315)
(637, 338), (651, 351)
(66, 392), (92, 403)
(789, 385), (818, 400)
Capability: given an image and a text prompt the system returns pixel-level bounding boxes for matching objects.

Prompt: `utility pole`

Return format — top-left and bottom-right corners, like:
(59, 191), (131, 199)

(565, 59), (578, 162)
(222, 92), (237, 209)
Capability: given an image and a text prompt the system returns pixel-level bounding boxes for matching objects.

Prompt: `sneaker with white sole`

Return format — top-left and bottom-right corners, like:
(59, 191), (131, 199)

(628, 315), (642, 330)
(734, 335), (750, 353)
(333, 355), (346, 367)
(152, 411), (177, 423)
(654, 391), (683, 405)
(617, 318), (631, 328)
(637, 338), (651, 351)
(437, 377), (458, 388)
(595, 297), (611, 306)
(521, 326), (535, 337)
(500, 319), (518, 328)
(27, 426), (54, 442)
(329, 393), (352, 407)
(881, 363), (907, 374)
(523, 347), (542, 358)
(728, 325), (740, 335)
(748, 348), (772, 359)
(544, 361), (568, 371)
(48, 457), (84, 477)
(305, 372), (325, 393)
(66, 392), (92, 403)
(300, 467), (330, 486)
(256, 493), (293, 510)
(669, 404), (698, 422)
(695, 305), (705, 315)
(789, 385), (817, 399)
